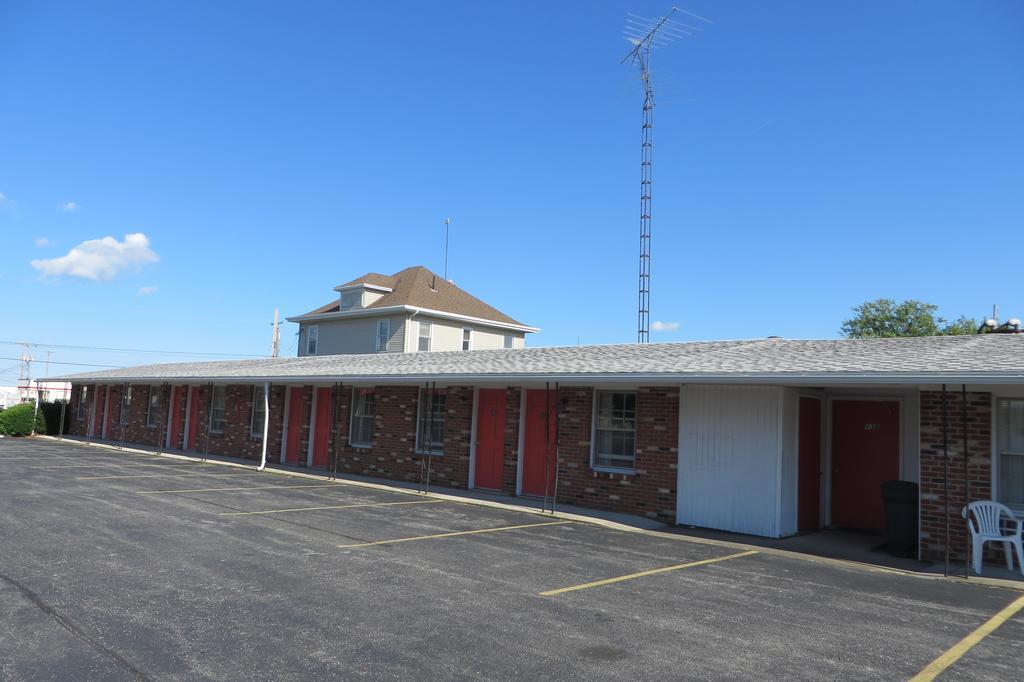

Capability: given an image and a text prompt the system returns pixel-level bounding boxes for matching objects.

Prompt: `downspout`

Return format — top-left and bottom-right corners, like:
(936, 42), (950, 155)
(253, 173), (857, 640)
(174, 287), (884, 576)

(258, 382), (271, 471)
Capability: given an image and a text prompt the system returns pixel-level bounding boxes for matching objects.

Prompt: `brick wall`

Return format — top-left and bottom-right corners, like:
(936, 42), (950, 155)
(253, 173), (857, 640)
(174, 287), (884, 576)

(555, 386), (678, 523)
(919, 390), (993, 563)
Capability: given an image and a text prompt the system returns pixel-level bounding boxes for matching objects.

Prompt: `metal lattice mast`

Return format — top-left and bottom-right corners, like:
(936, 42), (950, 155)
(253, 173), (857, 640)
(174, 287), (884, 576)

(622, 7), (710, 343)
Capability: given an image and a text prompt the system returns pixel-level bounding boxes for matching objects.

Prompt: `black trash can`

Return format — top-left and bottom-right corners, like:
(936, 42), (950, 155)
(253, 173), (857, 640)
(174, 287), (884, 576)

(881, 480), (919, 558)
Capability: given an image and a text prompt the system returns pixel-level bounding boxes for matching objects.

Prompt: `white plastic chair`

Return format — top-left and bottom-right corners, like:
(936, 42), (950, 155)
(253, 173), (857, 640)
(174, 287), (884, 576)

(962, 501), (1024, 575)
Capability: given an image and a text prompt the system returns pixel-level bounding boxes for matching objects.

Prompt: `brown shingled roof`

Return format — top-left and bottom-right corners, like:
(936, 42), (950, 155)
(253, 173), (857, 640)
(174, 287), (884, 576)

(298, 266), (527, 327)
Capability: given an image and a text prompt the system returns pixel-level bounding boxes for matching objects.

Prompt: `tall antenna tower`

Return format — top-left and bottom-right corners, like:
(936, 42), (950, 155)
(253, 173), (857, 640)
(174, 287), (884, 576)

(622, 7), (710, 343)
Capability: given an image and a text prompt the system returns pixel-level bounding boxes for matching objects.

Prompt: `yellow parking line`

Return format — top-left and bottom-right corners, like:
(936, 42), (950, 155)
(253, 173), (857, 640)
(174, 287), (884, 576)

(910, 593), (1024, 681)
(218, 499), (445, 516)
(539, 550), (759, 596)
(78, 470), (256, 480)
(337, 520), (573, 549)
(137, 483), (350, 495)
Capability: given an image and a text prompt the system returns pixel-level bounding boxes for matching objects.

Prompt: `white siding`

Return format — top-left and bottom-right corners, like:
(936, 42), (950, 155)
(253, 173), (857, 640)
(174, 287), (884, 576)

(779, 388), (801, 537)
(677, 385), (785, 537)
(410, 316), (525, 352)
(298, 316), (406, 356)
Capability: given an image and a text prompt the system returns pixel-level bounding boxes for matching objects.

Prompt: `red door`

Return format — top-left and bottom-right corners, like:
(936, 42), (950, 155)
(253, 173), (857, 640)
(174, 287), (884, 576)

(169, 387), (184, 450)
(187, 387), (201, 450)
(311, 387), (333, 468)
(798, 397), (822, 531)
(474, 389), (506, 490)
(831, 400), (900, 531)
(285, 387), (304, 465)
(521, 389), (557, 497)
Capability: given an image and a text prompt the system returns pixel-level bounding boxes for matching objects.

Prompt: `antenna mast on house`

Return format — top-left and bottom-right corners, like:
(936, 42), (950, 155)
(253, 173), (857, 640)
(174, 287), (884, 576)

(622, 7), (710, 343)
(443, 217), (451, 282)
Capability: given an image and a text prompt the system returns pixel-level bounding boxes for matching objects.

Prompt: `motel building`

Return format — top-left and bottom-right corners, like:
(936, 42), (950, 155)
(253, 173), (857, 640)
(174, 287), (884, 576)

(58, 334), (1024, 567)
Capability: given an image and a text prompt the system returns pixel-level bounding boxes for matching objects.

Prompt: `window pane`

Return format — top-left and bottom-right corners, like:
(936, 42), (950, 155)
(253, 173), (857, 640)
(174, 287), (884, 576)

(417, 389), (445, 453)
(351, 390), (375, 446)
(503, 334), (513, 349)
(593, 391), (637, 470)
(251, 386), (266, 437)
(1001, 454), (1024, 506)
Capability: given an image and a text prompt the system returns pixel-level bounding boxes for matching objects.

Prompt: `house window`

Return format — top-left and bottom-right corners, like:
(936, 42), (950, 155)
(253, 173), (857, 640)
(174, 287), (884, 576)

(998, 399), (1024, 508)
(503, 334), (514, 349)
(78, 386), (89, 420)
(250, 385), (266, 438)
(418, 320), (432, 352)
(306, 325), (319, 355)
(119, 386), (132, 425)
(210, 386), (227, 433)
(145, 386), (161, 428)
(462, 328), (472, 350)
(350, 388), (376, 447)
(376, 319), (390, 352)
(340, 291), (359, 309)
(592, 391), (637, 471)
(415, 388), (445, 454)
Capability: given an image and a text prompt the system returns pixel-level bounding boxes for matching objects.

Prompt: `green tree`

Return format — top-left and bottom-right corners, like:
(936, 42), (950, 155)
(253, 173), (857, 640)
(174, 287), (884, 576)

(0, 402), (47, 436)
(840, 299), (979, 338)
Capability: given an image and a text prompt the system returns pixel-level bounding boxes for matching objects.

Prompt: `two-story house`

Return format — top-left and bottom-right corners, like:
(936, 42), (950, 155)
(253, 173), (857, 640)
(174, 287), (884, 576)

(287, 266), (538, 356)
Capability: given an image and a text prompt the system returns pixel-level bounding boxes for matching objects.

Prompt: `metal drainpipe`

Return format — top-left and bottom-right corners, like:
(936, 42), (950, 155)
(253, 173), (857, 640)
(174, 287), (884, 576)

(258, 382), (271, 471)
(961, 384), (969, 580)
(942, 384), (949, 578)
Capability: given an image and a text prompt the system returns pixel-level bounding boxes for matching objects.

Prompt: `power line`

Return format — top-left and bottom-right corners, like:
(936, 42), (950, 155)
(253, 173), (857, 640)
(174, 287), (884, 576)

(0, 340), (264, 358)
(0, 356), (123, 369)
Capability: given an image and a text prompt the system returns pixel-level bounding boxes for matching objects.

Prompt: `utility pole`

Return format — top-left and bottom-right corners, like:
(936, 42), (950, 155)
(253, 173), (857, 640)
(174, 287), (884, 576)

(622, 7), (710, 343)
(270, 309), (281, 358)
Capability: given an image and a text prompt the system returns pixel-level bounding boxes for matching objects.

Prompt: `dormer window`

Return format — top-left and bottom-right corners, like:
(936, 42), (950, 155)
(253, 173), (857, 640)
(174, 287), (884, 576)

(340, 291), (360, 310)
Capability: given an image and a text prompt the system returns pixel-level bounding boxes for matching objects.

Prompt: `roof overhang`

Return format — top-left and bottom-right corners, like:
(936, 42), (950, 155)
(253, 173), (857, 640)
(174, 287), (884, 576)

(59, 372), (1024, 387)
(332, 283), (394, 294)
(286, 304), (539, 333)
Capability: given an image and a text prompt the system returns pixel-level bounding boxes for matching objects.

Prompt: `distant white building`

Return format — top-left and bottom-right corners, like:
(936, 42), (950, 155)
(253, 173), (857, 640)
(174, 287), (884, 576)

(0, 382), (71, 409)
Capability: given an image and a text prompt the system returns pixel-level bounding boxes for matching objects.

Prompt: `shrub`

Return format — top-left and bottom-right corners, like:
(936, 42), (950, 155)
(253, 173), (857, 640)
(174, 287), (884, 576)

(0, 402), (47, 437)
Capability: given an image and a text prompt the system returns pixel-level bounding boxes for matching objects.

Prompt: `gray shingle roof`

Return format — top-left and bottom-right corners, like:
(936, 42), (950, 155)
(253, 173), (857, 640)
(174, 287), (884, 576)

(55, 335), (1024, 385)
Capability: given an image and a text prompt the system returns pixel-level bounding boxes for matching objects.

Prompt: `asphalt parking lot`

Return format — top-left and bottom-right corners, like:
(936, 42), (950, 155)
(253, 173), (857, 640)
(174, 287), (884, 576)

(1, 438), (1022, 681)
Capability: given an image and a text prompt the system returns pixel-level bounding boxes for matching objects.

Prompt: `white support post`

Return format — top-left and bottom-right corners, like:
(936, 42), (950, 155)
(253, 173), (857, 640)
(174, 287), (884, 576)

(258, 382), (270, 471)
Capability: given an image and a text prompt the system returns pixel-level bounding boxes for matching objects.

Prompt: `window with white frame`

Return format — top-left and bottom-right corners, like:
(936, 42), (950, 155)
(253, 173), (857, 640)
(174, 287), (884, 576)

(250, 386), (266, 438)
(461, 328), (472, 350)
(119, 386), (132, 425)
(350, 388), (376, 447)
(340, 291), (359, 309)
(306, 325), (319, 356)
(998, 398), (1024, 508)
(376, 319), (390, 352)
(210, 386), (227, 433)
(418, 320), (432, 352)
(415, 388), (445, 454)
(592, 391), (637, 471)
(78, 386), (89, 420)
(503, 334), (514, 349)
(145, 386), (161, 428)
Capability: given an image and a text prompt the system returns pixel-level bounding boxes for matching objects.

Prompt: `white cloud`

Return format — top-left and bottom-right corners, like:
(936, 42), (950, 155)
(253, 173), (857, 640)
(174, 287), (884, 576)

(137, 285), (158, 296)
(651, 320), (680, 332)
(34, 237), (52, 247)
(61, 201), (79, 212)
(31, 232), (159, 281)
(0, 192), (7, 203)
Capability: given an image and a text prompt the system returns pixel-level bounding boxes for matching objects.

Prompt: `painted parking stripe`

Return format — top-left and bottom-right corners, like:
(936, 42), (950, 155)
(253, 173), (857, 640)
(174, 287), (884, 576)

(137, 483), (355, 495)
(217, 499), (445, 516)
(337, 520), (573, 549)
(539, 550), (759, 596)
(24, 462), (198, 469)
(78, 470), (259, 480)
(910, 593), (1024, 681)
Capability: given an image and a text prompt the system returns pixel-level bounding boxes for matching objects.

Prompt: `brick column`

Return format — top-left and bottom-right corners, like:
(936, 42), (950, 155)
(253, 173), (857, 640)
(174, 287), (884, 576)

(919, 390), (992, 563)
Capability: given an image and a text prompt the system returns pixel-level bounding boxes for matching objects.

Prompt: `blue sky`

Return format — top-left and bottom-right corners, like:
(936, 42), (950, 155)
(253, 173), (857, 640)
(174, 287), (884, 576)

(1, 1), (1022, 379)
